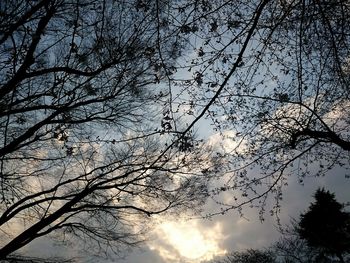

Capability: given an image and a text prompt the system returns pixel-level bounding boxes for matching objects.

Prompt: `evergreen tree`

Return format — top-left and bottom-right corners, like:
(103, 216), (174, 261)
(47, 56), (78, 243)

(298, 189), (350, 262)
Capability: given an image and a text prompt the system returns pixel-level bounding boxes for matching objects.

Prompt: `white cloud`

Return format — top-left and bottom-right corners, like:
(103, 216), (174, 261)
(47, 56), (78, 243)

(207, 130), (247, 155)
(148, 219), (227, 263)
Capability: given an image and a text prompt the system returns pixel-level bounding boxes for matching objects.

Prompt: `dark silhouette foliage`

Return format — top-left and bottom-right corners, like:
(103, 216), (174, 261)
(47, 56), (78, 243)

(0, 0), (214, 260)
(220, 189), (350, 263)
(298, 189), (350, 262)
(215, 248), (276, 263)
(1, 0), (350, 261)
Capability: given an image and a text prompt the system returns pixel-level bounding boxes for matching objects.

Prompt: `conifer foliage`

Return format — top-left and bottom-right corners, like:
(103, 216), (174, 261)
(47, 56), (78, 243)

(298, 188), (350, 262)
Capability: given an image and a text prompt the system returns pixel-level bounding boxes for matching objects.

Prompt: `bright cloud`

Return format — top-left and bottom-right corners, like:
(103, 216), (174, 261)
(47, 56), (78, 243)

(149, 219), (226, 263)
(207, 130), (247, 155)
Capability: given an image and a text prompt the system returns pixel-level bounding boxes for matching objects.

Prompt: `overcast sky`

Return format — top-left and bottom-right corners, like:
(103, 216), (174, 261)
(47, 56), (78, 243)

(3, 1), (350, 262)
(11, 13), (350, 262)
(21, 157), (349, 263)
(17, 72), (350, 262)
(112, 165), (350, 263)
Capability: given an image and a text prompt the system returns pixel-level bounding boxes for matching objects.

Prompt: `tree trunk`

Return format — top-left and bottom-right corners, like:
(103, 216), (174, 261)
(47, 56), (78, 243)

(0, 188), (90, 259)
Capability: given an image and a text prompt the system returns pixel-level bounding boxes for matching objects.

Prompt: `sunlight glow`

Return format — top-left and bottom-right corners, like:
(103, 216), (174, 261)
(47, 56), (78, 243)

(149, 220), (226, 263)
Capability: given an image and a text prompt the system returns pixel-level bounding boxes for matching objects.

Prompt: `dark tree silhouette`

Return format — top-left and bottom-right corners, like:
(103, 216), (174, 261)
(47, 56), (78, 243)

(173, 0), (350, 217)
(273, 222), (324, 263)
(214, 248), (276, 263)
(298, 189), (350, 262)
(2, 254), (75, 263)
(155, 1), (349, 222)
(1, 0), (350, 260)
(213, 192), (350, 263)
(0, 0), (215, 260)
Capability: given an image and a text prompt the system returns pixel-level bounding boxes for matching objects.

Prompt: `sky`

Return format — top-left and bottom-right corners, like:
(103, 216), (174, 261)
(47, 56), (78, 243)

(13, 42), (350, 263)
(15, 92), (350, 262)
(4, 2), (350, 262)
(112, 166), (350, 263)
(20, 145), (350, 263)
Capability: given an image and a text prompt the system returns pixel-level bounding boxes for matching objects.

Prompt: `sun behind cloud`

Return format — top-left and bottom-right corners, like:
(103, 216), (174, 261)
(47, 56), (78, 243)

(149, 219), (226, 263)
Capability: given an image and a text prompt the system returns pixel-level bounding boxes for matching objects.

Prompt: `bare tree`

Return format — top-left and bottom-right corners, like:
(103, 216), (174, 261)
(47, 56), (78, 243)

(2, 0), (350, 260)
(171, 0), (350, 215)
(2, 254), (76, 263)
(0, 0), (214, 260)
(213, 248), (276, 263)
(273, 225), (321, 263)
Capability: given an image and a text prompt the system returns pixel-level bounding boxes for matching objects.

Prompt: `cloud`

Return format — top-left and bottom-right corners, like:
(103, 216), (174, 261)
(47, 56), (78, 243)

(148, 219), (227, 263)
(207, 130), (247, 155)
